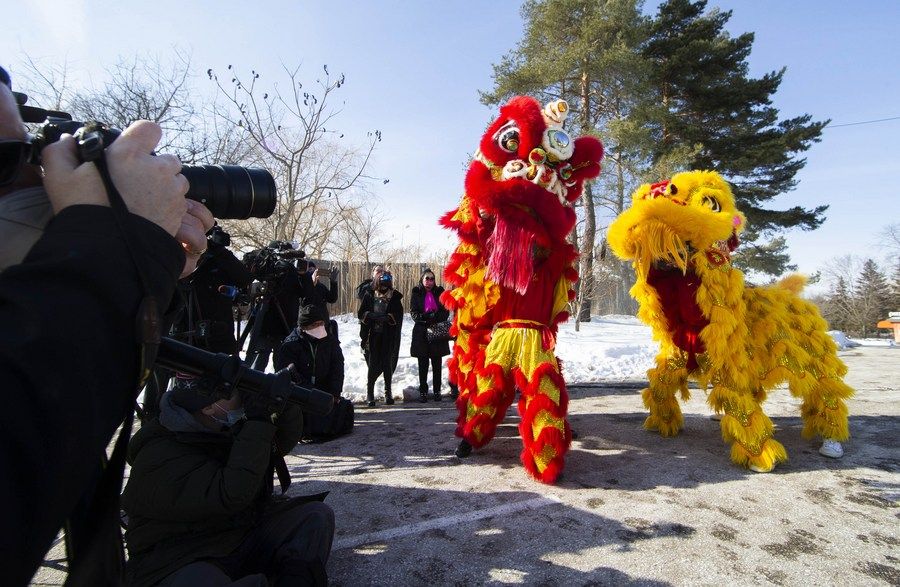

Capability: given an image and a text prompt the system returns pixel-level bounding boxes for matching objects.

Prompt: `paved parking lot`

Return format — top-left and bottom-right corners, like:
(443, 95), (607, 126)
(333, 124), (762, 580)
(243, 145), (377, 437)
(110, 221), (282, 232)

(33, 346), (898, 585)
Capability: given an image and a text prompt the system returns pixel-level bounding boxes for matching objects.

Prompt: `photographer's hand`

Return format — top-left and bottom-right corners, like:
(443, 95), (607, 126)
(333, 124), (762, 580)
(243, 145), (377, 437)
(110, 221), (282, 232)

(177, 200), (214, 277)
(42, 120), (188, 236)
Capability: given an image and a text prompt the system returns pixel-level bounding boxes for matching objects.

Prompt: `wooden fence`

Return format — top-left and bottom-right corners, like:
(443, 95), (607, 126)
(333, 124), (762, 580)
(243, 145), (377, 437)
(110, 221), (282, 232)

(306, 259), (448, 316)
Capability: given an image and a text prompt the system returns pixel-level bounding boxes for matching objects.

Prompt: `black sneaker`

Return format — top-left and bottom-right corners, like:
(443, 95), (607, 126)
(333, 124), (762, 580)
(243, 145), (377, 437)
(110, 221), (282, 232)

(455, 439), (473, 458)
(385, 395), (394, 405)
(367, 400), (376, 408)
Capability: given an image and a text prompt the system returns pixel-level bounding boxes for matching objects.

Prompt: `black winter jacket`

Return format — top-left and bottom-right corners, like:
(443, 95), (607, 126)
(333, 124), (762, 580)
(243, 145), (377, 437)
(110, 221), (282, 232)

(358, 289), (403, 370)
(121, 393), (303, 587)
(276, 329), (345, 399)
(409, 285), (450, 358)
(0, 205), (183, 586)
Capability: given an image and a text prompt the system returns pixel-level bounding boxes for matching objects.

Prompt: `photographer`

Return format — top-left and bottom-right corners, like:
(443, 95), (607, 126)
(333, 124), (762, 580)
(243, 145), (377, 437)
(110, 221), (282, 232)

(244, 242), (308, 371)
(136, 224), (255, 421)
(276, 305), (351, 440)
(175, 225), (252, 355)
(0, 66), (213, 584)
(358, 271), (403, 407)
(121, 382), (334, 586)
(306, 261), (340, 339)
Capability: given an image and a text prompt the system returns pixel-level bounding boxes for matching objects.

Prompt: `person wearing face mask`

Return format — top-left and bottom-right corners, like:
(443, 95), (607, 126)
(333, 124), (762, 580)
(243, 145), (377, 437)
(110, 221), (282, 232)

(358, 270), (404, 407)
(410, 269), (451, 402)
(277, 305), (351, 440)
(121, 379), (334, 587)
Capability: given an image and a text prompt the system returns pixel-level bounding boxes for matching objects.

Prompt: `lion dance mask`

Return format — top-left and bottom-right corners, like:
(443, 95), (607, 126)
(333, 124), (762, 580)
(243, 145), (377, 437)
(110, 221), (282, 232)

(440, 96), (603, 483)
(607, 170), (852, 472)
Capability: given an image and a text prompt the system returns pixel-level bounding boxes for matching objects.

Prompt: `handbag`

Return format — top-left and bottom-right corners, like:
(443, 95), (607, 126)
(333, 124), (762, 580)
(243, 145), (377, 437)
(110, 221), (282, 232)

(426, 320), (452, 343)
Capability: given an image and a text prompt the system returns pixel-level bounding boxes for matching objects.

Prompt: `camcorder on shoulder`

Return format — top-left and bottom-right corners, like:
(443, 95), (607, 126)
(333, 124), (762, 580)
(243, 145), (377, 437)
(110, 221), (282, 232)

(16, 93), (277, 220)
(243, 240), (307, 282)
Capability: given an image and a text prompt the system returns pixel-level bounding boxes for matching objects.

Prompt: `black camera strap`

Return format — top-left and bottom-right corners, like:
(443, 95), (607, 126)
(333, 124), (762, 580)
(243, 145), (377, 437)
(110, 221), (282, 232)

(64, 145), (164, 586)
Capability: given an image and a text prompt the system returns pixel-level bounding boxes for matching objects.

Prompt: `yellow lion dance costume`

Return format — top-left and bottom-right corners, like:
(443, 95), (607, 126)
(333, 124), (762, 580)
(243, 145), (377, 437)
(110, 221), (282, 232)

(441, 96), (603, 483)
(607, 170), (852, 472)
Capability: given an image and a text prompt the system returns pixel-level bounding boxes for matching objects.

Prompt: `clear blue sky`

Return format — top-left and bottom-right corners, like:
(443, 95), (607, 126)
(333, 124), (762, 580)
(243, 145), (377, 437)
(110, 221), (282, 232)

(5, 0), (899, 288)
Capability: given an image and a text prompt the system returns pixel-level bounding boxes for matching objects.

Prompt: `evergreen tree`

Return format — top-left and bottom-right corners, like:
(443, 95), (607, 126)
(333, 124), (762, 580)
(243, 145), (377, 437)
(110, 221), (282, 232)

(822, 276), (851, 333)
(644, 0), (828, 275)
(854, 259), (891, 337)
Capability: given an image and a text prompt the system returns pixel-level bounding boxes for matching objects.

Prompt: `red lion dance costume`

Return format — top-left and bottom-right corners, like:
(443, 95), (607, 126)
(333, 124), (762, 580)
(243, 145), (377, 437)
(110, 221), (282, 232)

(440, 96), (603, 484)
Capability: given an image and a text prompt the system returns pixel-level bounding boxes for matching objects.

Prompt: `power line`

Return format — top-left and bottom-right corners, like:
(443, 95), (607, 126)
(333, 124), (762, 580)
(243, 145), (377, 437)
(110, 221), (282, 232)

(825, 116), (900, 129)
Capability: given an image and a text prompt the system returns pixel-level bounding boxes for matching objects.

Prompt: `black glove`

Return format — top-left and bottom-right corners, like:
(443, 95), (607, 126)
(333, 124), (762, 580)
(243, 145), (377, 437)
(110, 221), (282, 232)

(243, 393), (284, 423)
(329, 266), (339, 280)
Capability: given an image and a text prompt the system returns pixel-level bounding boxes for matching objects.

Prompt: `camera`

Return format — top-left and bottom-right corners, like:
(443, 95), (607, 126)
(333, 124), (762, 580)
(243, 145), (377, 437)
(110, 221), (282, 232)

(157, 337), (334, 416)
(18, 97), (277, 220)
(243, 240), (306, 282)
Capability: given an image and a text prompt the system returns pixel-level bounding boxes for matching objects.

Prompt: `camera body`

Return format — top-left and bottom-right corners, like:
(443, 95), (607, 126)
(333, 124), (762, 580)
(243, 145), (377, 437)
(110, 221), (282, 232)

(22, 109), (278, 220)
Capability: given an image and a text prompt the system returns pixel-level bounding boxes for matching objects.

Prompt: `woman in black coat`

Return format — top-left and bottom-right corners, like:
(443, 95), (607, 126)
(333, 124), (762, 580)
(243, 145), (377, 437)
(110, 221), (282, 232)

(357, 271), (404, 407)
(410, 268), (451, 402)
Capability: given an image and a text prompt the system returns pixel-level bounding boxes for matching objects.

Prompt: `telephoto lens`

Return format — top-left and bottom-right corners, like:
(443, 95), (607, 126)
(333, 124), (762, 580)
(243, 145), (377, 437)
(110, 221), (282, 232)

(181, 165), (277, 219)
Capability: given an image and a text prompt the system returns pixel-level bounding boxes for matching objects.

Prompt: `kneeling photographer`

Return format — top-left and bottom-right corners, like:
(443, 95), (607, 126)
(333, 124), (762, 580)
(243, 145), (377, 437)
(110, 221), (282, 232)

(276, 305), (352, 441)
(122, 378), (334, 586)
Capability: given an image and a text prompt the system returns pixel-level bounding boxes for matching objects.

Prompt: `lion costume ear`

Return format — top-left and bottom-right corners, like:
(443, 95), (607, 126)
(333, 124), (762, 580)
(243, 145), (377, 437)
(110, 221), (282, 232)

(563, 136), (604, 202)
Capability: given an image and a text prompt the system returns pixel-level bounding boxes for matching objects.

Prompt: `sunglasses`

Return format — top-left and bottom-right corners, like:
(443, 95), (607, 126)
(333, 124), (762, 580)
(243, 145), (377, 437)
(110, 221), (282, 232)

(0, 139), (32, 187)
(424, 276), (435, 281)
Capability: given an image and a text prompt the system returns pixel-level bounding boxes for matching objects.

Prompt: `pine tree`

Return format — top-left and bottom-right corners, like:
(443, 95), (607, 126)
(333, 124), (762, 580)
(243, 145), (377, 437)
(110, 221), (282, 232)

(822, 276), (851, 333)
(644, 0), (828, 275)
(854, 259), (891, 337)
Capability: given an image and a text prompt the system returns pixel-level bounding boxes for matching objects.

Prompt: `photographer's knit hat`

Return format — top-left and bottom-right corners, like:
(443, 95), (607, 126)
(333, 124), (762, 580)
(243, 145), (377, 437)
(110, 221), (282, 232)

(170, 377), (218, 412)
(298, 304), (327, 328)
(0, 66), (11, 89)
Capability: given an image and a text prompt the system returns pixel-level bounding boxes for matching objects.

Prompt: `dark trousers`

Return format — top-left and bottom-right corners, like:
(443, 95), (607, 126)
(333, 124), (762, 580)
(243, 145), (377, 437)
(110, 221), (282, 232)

(158, 502), (334, 587)
(245, 333), (284, 371)
(367, 359), (392, 402)
(417, 356), (442, 392)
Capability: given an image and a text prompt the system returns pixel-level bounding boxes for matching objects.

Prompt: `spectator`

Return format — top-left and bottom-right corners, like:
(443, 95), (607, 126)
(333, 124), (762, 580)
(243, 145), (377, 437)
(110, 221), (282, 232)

(410, 268), (451, 402)
(122, 385), (334, 586)
(358, 271), (403, 407)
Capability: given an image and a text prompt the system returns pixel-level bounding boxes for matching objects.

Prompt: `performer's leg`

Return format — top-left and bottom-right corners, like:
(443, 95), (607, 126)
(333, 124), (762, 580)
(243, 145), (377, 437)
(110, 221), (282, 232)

(517, 358), (571, 484)
(642, 352), (688, 437)
(710, 380), (787, 472)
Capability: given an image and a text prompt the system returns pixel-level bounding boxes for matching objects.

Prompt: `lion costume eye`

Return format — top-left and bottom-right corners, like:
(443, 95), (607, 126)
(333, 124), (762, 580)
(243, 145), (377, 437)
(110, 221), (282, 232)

(701, 196), (721, 212)
(495, 123), (521, 153)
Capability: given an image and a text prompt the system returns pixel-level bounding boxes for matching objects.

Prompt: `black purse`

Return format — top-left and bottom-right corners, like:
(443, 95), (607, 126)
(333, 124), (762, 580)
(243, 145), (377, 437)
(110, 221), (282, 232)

(426, 320), (452, 343)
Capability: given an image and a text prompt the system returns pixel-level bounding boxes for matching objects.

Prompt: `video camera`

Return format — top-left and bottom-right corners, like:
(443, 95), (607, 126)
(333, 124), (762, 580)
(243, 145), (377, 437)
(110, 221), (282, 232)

(15, 93), (277, 220)
(244, 240), (307, 282)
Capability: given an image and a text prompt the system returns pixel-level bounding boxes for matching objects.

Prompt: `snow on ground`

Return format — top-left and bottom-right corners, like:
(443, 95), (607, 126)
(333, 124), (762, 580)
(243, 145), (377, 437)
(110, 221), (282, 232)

(326, 313), (657, 403)
(244, 316), (889, 404)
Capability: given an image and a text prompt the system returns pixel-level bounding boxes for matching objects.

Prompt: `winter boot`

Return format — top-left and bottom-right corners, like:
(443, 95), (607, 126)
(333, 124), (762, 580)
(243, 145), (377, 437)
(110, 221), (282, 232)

(433, 387), (442, 402)
(419, 386), (428, 403)
(366, 386), (376, 408)
(385, 387), (394, 405)
(455, 439), (472, 458)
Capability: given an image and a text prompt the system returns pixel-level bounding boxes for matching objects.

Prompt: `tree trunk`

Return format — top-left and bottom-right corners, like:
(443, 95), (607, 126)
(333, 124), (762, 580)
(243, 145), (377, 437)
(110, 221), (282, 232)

(577, 68), (595, 323)
(578, 182), (596, 322)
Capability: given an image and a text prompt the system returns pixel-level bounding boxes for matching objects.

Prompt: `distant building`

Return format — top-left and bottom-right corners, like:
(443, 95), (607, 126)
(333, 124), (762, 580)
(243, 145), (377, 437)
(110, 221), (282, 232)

(877, 311), (900, 344)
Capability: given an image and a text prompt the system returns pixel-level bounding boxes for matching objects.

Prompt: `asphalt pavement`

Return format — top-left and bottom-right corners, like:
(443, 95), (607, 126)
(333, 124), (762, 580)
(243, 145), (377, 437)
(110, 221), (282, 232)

(33, 346), (899, 586)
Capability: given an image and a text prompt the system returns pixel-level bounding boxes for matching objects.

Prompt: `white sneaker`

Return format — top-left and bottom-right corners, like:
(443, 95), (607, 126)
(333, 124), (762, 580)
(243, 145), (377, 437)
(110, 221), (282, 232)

(819, 439), (844, 458)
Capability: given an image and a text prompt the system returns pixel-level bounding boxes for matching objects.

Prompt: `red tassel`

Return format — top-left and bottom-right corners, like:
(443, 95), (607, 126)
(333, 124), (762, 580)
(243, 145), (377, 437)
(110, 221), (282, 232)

(486, 215), (533, 294)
